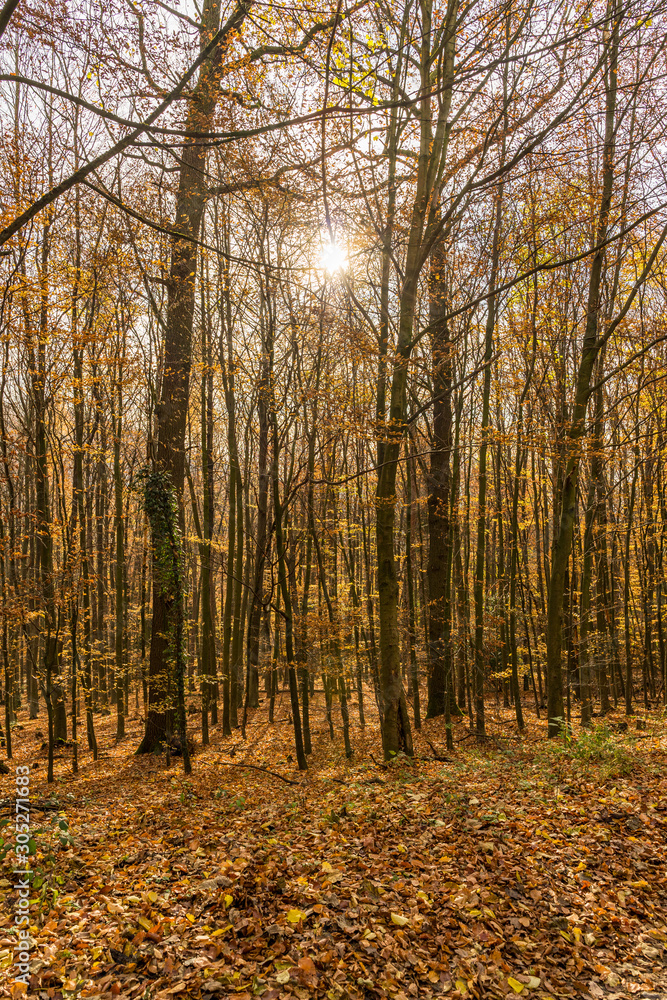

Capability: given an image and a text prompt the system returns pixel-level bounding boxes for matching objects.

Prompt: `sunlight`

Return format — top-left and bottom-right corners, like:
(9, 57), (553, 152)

(319, 240), (347, 274)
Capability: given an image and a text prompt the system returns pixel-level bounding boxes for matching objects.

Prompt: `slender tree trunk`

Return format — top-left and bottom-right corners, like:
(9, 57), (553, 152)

(406, 447), (421, 730)
(426, 238), (453, 732)
(311, 514), (352, 759)
(113, 333), (126, 741)
(271, 412), (306, 770)
(29, 218), (60, 781)
(474, 181), (504, 743)
(245, 323), (271, 723)
(546, 7), (619, 735)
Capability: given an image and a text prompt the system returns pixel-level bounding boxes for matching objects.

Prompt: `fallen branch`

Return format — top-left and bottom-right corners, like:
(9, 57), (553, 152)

(0, 798), (62, 814)
(456, 731), (477, 743)
(209, 756), (301, 785)
(425, 739), (451, 762)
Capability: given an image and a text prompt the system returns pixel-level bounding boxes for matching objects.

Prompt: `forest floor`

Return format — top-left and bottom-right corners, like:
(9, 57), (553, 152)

(1, 691), (667, 1000)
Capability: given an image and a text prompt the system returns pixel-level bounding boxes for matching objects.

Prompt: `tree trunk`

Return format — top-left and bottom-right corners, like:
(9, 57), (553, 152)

(426, 238), (453, 731)
(139, 0), (250, 754)
(546, 8), (619, 736)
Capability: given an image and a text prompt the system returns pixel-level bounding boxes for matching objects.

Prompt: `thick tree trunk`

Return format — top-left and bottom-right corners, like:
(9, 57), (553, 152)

(376, 282), (415, 759)
(139, 0), (250, 754)
(375, 0), (457, 759)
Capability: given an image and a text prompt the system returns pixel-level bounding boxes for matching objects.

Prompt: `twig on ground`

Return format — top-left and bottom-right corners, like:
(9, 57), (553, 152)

(209, 756), (301, 785)
(425, 739), (451, 762)
(456, 731), (476, 743)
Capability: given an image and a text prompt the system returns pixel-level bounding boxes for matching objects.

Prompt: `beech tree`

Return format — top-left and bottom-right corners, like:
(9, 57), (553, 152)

(1, 0), (667, 778)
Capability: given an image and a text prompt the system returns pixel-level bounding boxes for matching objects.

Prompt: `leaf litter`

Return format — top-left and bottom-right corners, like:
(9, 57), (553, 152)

(1, 702), (666, 1000)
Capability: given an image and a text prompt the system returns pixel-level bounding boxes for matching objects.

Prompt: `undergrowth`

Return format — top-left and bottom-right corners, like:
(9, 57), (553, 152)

(541, 721), (634, 783)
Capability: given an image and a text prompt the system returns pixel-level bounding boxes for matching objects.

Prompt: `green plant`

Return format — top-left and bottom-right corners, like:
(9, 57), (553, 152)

(18, 815), (75, 920)
(543, 721), (633, 780)
(0, 818), (12, 862)
(569, 723), (632, 771)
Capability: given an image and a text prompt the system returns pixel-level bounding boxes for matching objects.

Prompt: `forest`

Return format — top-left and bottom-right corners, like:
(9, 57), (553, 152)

(1, 0), (667, 997)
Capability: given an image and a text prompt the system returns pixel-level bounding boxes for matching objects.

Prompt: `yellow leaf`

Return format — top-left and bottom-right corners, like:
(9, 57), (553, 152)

(574, 862), (586, 872)
(147, 890), (158, 904)
(508, 978), (525, 993)
(428, 970), (439, 983)
(286, 908), (305, 924)
(276, 969), (291, 984)
(211, 924), (232, 936)
(321, 861), (334, 872)
(137, 916), (152, 931)
(224, 894), (233, 908)
(186, 913), (196, 923)
(390, 912), (409, 926)
(455, 979), (468, 993)
(572, 926), (582, 941)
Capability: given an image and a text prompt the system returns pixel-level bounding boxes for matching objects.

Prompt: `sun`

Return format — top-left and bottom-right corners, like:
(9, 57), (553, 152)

(319, 241), (347, 274)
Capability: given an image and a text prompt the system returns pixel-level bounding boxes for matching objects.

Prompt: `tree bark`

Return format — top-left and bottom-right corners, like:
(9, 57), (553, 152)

(139, 0), (250, 754)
